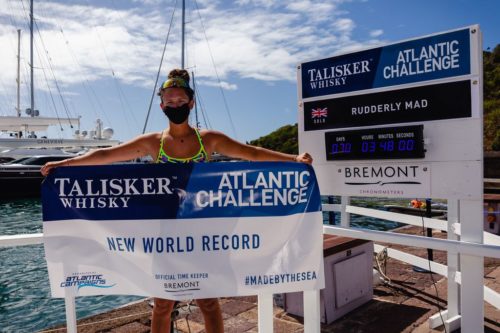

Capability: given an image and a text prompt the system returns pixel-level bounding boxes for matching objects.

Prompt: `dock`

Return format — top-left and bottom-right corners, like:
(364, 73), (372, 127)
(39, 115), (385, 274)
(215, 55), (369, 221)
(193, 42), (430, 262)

(39, 226), (500, 333)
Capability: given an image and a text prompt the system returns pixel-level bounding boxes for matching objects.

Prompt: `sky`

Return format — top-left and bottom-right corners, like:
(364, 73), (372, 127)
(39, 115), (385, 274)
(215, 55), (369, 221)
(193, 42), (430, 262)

(0, 0), (498, 144)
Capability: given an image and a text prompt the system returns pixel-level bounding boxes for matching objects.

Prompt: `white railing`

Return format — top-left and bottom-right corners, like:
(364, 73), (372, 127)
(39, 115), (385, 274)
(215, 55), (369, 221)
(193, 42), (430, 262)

(322, 198), (500, 333)
(2, 200), (500, 333)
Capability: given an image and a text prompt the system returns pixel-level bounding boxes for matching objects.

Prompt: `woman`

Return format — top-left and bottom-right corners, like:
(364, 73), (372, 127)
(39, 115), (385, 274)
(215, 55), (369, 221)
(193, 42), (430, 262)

(41, 69), (312, 333)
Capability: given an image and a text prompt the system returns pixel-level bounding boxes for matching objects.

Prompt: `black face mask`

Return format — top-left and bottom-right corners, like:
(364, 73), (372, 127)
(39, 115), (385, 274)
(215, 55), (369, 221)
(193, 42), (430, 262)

(162, 103), (190, 124)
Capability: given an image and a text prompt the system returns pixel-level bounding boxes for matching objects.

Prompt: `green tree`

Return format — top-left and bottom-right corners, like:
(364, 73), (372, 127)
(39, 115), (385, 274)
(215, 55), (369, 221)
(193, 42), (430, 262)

(249, 124), (298, 154)
(484, 44), (500, 151)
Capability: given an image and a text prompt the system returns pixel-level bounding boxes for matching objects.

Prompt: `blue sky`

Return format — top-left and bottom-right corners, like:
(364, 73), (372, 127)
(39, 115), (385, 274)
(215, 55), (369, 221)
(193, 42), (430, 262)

(0, 0), (498, 144)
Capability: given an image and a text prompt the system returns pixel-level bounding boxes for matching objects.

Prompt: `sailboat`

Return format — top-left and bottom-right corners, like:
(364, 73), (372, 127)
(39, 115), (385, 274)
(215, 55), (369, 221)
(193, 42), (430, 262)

(0, 0), (120, 198)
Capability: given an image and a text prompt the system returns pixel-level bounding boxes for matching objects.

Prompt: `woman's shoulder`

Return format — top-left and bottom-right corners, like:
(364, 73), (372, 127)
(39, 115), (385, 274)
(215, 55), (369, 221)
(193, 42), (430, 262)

(125, 131), (163, 149)
(198, 129), (229, 151)
(198, 128), (226, 139)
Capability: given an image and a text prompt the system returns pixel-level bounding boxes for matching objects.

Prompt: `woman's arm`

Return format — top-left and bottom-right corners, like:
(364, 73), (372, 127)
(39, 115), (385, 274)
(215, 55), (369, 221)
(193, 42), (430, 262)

(41, 133), (158, 176)
(203, 130), (313, 164)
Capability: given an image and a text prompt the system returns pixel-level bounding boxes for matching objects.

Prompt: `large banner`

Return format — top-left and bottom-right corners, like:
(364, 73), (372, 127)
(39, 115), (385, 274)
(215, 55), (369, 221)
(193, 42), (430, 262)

(300, 28), (471, 98)
(42, 162), (324, 299)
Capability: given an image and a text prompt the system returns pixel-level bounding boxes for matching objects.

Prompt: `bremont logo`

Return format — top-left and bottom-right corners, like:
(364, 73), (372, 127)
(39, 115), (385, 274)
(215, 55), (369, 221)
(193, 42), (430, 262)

(343, 165), (421, 185)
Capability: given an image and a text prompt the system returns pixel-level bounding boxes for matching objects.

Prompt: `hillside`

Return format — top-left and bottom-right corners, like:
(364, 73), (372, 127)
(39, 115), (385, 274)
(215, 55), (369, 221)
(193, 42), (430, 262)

(249, 124), (298, 154)
(484, 44), (500, 151)
(251, 45), (500, 152)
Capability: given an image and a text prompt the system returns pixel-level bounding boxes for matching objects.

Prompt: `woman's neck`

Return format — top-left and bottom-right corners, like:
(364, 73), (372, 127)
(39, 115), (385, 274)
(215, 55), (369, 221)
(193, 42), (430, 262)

(168, 123), (193, 139)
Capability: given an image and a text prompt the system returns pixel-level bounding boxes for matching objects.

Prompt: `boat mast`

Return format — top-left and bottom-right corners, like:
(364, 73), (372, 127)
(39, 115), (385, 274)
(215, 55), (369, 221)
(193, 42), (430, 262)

(16, 29), (21, 118)
(181, 0), (185, 69)
(29, 0), (34, 117)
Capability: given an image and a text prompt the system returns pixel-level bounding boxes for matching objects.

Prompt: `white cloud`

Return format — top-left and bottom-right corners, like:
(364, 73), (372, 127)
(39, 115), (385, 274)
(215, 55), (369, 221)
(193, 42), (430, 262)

(198, 80), (238, 90)
(370, 29), (384, 37)
(0, 0), (372, 94)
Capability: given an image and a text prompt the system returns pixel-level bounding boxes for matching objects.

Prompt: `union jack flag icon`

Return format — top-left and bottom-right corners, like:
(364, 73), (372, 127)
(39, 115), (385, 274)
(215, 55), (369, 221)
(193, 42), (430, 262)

(311, 107), (328, 118)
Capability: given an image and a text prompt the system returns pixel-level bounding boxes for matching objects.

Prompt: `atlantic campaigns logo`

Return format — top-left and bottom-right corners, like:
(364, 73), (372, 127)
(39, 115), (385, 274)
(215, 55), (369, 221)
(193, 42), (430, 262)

(60, 272), (116, 292)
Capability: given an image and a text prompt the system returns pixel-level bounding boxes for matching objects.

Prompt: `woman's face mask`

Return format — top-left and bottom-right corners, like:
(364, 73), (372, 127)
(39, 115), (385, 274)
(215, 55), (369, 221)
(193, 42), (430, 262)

(162, 103), (190, 124)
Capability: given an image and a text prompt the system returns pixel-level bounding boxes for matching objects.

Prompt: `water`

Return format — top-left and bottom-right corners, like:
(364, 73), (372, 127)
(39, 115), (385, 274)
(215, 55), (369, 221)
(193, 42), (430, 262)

(0, 198), (142, 332)
(0, 196), (410, 332)
(321, 195), (409, 230)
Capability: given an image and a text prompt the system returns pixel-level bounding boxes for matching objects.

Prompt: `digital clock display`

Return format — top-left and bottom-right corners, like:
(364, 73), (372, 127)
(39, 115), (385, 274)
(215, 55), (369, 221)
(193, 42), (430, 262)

(325, 125), (425, 160)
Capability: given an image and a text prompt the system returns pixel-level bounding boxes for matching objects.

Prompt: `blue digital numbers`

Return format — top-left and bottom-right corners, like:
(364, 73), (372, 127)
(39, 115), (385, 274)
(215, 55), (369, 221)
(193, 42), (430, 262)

(379, 140), (394, 152)
(331, 143), (352, 154)
(398, 139), (415, 151)
(324, 125), (424, 160)
(361, 141), (376, 152)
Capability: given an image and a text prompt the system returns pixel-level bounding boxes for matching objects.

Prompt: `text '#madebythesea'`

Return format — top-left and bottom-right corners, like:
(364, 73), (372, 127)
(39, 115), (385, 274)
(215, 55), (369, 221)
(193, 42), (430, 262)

(244, 271), (317, 286)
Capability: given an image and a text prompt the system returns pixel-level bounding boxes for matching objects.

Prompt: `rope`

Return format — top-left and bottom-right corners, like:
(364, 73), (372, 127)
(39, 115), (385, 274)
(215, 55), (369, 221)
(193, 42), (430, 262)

(193, 0), (237, 139)
(374, 247), (392, 285)
(173, 300), (195, 333)
(142, 0), (178, 134)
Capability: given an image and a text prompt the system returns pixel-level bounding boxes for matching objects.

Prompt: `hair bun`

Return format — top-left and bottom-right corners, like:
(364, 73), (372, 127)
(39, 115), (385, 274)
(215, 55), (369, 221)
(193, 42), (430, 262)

(168, 69), (190, 83)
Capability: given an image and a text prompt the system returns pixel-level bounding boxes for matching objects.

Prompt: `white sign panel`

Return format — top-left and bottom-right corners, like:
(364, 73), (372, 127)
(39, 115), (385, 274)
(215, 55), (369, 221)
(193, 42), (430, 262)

(298, 25), (483, 199)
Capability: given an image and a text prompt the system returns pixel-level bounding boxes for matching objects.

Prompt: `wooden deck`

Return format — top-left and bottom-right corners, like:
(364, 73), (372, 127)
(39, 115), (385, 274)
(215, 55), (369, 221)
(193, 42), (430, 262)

(39, 226), (500, 333)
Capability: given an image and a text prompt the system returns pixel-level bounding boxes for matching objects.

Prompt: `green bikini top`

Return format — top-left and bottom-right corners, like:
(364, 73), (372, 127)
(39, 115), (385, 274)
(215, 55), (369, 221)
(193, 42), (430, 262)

(156, 128), (209, 163)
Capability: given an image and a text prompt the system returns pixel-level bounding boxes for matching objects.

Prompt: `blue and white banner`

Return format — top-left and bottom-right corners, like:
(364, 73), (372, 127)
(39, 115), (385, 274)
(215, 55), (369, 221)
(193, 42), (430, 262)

(42, 162), (324, 299)
(301, 28), (471, 98)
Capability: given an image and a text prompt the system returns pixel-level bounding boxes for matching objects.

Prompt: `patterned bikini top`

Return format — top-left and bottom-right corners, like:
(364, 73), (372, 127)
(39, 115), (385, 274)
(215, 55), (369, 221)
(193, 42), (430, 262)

(156, 128), (209, 163)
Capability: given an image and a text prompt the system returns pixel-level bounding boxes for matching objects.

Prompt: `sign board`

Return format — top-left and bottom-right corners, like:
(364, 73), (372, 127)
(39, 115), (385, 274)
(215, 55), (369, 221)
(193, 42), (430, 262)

(42, 163), (325, 299)
(301, 28), (471, 98)
(298, 26), (483, 199)
(304, 80), (472, 131)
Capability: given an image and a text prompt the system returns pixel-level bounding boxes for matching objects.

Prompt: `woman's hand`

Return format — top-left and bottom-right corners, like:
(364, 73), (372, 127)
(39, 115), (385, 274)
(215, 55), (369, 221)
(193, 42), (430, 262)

(41, 160), (67, 177)
(295, 152), (313, 164)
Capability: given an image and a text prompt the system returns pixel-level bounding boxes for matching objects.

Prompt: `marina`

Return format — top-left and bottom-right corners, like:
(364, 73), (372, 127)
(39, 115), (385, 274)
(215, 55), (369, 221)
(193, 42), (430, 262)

(0, 1), (499, 333)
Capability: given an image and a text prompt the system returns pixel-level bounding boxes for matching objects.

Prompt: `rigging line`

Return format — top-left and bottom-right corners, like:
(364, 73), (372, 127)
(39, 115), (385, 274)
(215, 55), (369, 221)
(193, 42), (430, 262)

(13, 0), (31, 109)
(195, 86), (212, 129)
(38, 3), (110, 126)
(142, 0), (178, 134)
(108, 0), (151, 64)
(19, 0), (66, 127)
(33, 19), (74, 128)
(82, 0), (135, 136)
(18, 0), (35, 109)
(0, 74), (16, 114)
(58, 28), (110, 124)
(38, 58), (64, 132)
(24, 35), (64, 130)
(191, 71), (199, 128)
(5, 1), (22, 46)
(193, 0), (237, 139)
(0, 79), (14, 116)
(57, 27), (113, 126)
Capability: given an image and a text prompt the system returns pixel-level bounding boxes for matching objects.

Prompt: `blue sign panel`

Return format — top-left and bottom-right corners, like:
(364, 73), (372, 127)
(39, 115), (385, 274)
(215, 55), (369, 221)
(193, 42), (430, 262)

(42, 162), (321, 221)
(301, 28), (471, 98)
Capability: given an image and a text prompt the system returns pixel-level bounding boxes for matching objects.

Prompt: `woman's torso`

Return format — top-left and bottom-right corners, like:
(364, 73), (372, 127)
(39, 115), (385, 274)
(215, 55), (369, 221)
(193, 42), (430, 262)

(155, 128), (209, 163)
